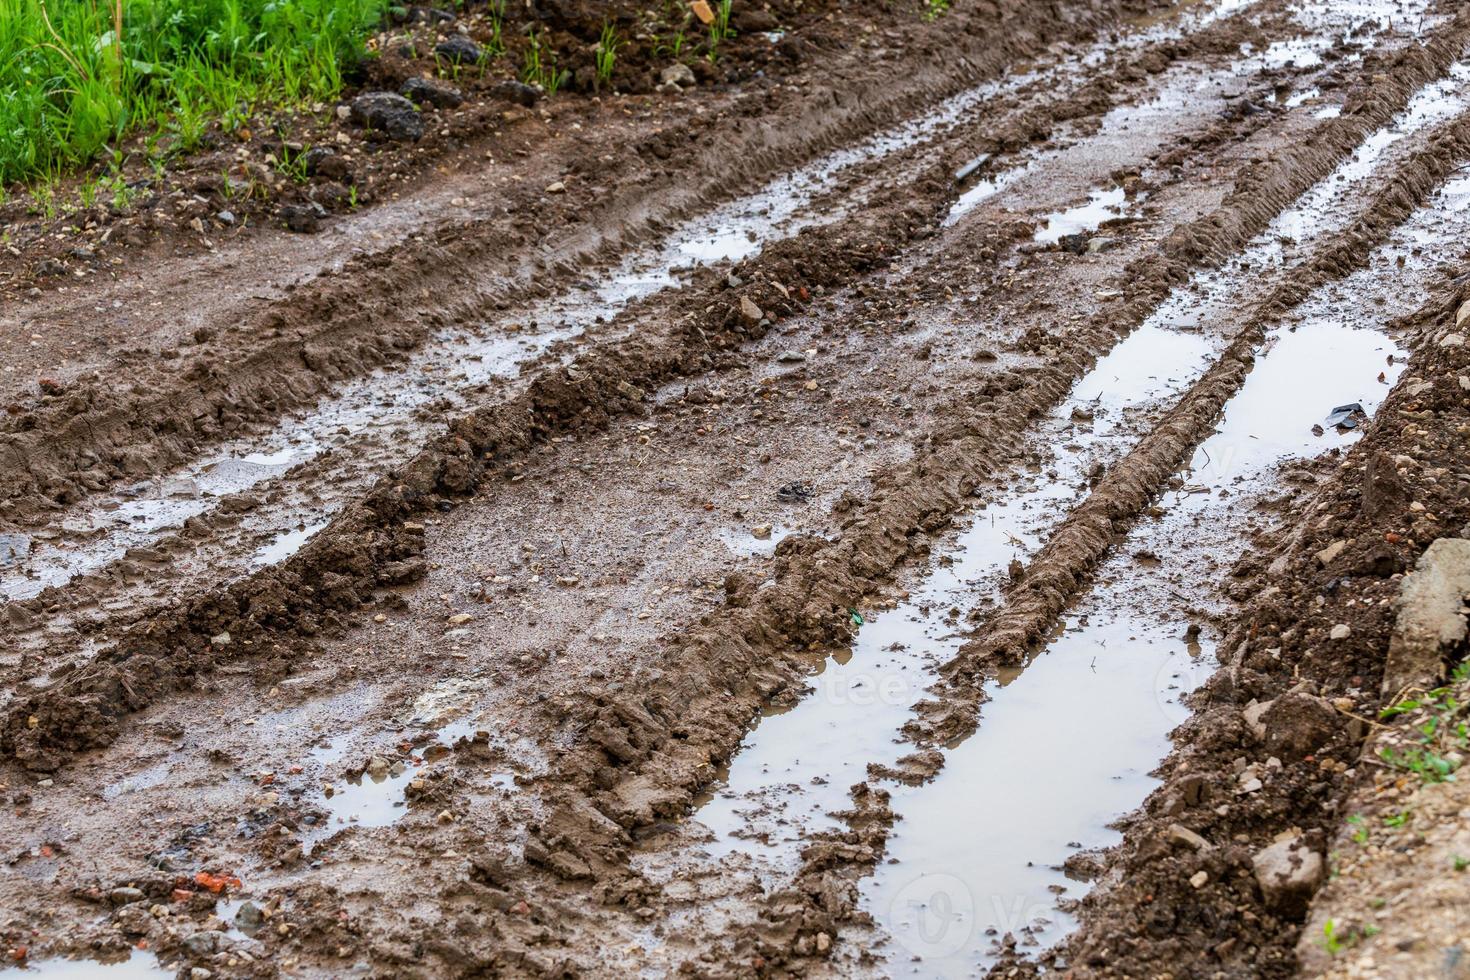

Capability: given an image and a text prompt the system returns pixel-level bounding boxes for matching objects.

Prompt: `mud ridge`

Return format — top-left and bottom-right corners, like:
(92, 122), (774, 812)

(0, 0), (1146, 529)
(944, 105), (1470, 688)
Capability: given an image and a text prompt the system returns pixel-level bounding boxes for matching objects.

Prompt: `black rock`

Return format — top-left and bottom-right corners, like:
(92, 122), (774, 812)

(280, 203), (326, 233)
(1057, 232), (1090, 255)
(304, 147), (352, 182)
(435, 35), (483, 64)
(490, 80), (542, 107)
(401, 76), (464, 108)
(349, 91), (425, 142)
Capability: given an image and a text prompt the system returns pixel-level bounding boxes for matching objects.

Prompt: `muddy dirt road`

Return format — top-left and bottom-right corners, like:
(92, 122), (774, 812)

(6, 0), (1470, 976)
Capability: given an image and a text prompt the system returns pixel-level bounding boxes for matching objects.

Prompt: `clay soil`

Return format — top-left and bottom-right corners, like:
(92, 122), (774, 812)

(5, 0), (1470, 977)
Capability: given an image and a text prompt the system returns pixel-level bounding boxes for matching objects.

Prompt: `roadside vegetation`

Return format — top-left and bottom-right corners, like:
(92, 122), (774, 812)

(0, 0), (388, 184)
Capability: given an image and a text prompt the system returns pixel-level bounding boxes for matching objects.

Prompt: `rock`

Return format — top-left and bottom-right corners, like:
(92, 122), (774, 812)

(1458, 299), (1470, 328)
(216, 210), (235, 225)
(545, 181), (566, 194)
(659, 63), (697, 91)
(280, 203), (325, 233)
(304, 147), (353, 182)
(1348, 542), (1404, 578)
(234, 901), (265, 932)
(108, 887), (147, 906)
(490, 80), (541, 107)
(1086, 235), (1117, 254)
(1242, 699), (1274, 740)
(401, 76), (464, 108)
(1382, 538), (1470, 696)
(366, 755), (390, 778)
(1189, 870), (1209, 888)
(349, 92), (424, 142)
(182, 931), (219, 956)
(434, 35), (482, 63)
(1252, 836), (1324, 915)
(1328, 623), (1350, 640)
(209, 631), (231, 648)
(1361, 451), (1408, 519)
(1260, 692), (1339, 760)
(751, 524), (773, 540)
(736, 6), (778, 30)
(1167, 823), (1212, 851)
(447, 613), (474, 625)
(1314, 540), (1346, 567)
(1440, 333), (1465, 348)
(739, 296), (763, 323)
(777, 350), (806, 363)
(1058, 232), (1089, 255)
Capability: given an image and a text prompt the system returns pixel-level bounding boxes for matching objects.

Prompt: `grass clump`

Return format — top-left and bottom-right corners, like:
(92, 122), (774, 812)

(0, 0), (390, 185)
(594, 21), (618, 91)
(519, 27), (566, 95)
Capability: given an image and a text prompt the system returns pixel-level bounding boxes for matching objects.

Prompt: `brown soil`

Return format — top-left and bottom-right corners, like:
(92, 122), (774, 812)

(4, 0), (1470, 976)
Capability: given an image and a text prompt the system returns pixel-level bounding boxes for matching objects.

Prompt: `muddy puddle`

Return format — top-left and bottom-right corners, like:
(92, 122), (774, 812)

(289, 672), (552, 855)
(17, 952), (171, 978)
(1033, 186), (1137, 245)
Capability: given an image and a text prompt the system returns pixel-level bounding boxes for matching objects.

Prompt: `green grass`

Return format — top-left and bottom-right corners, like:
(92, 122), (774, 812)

(705, 0), (732, 63)
(923, 0), (950, 20)
(519, 27), (566, 95)
(1376, 659), (1470, 784)
(594, 21), (618, 91)
(0, 0), (390, 186)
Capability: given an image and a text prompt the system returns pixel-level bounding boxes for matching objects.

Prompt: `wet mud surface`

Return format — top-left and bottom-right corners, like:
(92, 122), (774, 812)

(5, 0), (1470, 976)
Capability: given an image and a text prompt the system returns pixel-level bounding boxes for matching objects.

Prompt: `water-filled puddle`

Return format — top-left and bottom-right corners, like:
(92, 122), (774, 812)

(718, 525), (791, 558)
(862, 316), (1406, 974)
(17, 952), (171, 978)
(304, 707), (520, 850)
(1033, 186), (1132, 245)
(248, 519), (330, 569)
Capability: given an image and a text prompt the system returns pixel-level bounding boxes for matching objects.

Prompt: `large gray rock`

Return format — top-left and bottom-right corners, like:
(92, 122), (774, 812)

(349, 92), (424, 142)
(1253, 835), (1324, 916)
(1382, 538), (1470, 696)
